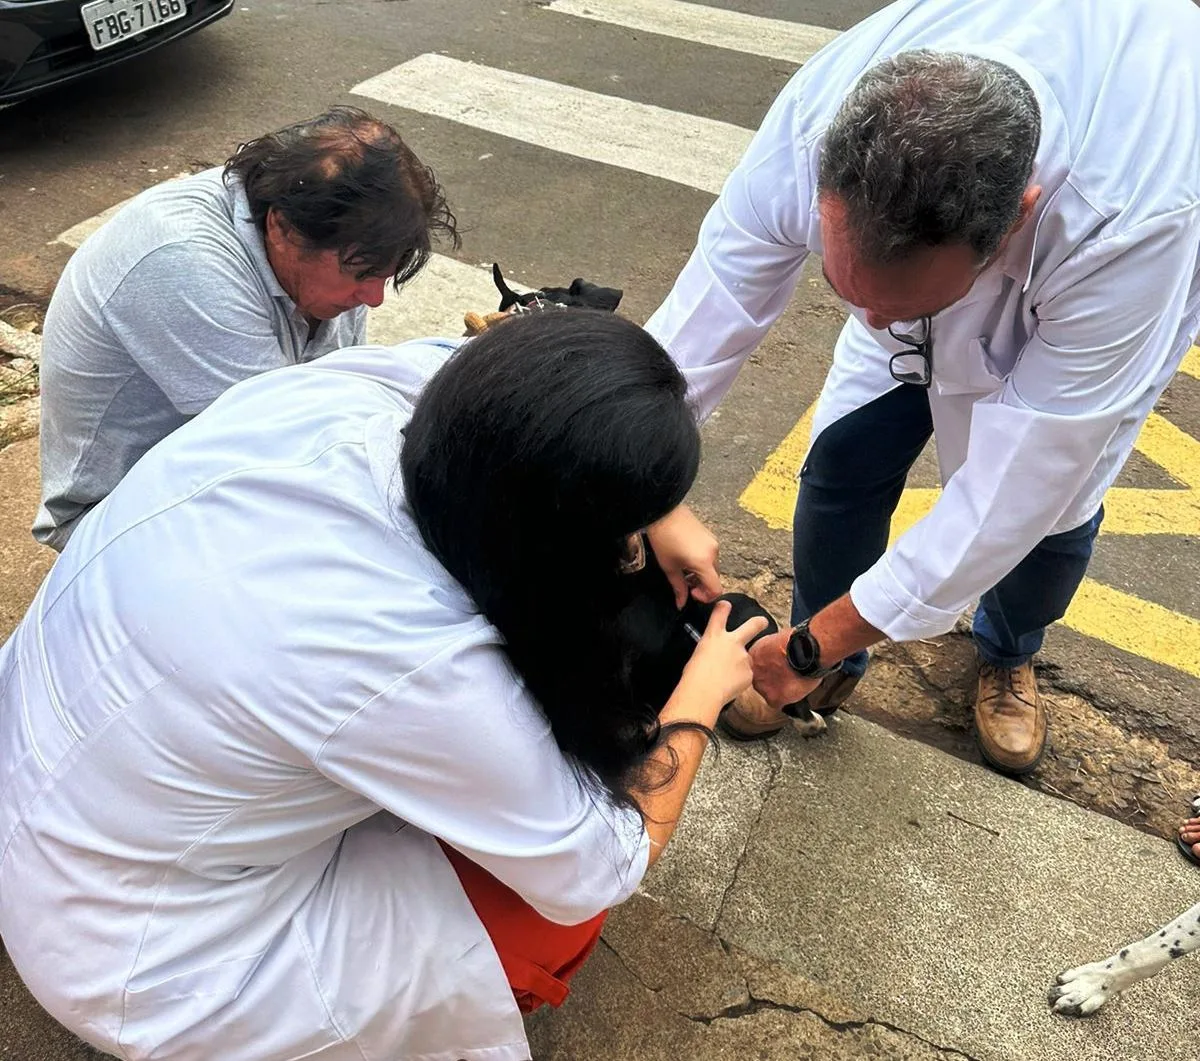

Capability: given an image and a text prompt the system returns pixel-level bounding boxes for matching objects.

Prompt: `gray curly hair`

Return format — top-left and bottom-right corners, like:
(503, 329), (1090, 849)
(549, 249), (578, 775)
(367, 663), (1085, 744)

(818, 51), (1041, 265)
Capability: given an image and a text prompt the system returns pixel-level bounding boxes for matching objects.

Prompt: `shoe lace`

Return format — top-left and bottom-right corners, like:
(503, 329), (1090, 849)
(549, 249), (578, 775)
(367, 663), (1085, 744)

(978, 663), (1037, 711)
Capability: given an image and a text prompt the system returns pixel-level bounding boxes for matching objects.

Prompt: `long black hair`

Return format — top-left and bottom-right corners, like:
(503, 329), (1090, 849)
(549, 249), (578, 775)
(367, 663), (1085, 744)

(400, 309), (701, 810)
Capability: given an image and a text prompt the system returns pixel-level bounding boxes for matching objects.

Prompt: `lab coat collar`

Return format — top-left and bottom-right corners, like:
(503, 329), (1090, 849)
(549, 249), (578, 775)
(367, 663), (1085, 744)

(974, 45), (1070, 293)
(363, 410), (479, 616)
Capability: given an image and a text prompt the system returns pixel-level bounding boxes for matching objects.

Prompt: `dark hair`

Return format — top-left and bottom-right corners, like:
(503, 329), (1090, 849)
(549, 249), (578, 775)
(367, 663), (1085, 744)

(223, 106), (460, 289)
(819, 51), (1041, 264)
(400, 310), (701, 811)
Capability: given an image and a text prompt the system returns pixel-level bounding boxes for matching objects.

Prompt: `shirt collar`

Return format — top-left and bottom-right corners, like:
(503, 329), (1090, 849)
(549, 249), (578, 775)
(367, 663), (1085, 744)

(228, 176), (291, 302)
(970, 46), (1069, 292)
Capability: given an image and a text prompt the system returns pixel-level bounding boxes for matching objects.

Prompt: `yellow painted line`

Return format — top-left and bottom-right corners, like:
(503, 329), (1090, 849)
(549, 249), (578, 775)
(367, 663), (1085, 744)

(737, 378), (1200, 677)
(741, 406), (1200, 537)
(1064, 578), (1200, 678)
(1131, 410), (1200, 487)
(1102, 488), (1200, 535)
(737, 403), (814, 531)
(1177, 344), (1200, 380)
(882, 484), (1200, 543)
(889, 489), (938, 545)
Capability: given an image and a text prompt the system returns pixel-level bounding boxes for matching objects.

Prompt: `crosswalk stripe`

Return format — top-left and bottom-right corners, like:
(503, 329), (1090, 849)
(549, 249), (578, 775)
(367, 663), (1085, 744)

(52, 173), (192, 249)
(52, 182), (526, 345)
(546, 0), (839, 65)
(367, 256), (526, 344)
(351, 54), (754, 196)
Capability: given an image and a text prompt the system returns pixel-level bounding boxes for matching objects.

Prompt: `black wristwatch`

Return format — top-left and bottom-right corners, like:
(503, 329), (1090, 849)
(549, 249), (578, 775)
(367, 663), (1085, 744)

(784, 619), (838, 679)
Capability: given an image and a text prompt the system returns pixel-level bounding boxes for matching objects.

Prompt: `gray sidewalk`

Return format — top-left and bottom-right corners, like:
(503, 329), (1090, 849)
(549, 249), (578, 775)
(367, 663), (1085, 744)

(531, 717), (1199, 1060)
(1, 436), (1197, 1061)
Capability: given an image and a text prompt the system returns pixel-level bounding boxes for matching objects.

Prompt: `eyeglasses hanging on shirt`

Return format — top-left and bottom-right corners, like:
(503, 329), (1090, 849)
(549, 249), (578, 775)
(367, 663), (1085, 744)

(887, 316), (933, 388)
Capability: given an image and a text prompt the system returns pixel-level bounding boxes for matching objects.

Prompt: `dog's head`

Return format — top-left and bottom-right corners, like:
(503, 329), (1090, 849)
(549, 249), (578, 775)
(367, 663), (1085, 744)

(465, 263), (624, 336)
(492, 262), (623, 313)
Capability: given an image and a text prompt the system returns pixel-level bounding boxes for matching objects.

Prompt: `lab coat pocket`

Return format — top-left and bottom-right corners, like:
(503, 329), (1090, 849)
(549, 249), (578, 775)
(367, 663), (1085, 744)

(935, 336), (1007, 396)
(122, 938), (347, 1059)
(120, 952), (271, 1055)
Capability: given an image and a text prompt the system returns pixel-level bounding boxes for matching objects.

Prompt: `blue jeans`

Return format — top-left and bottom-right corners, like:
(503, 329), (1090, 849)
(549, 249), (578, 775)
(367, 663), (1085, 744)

(790, 383), (1104, 675)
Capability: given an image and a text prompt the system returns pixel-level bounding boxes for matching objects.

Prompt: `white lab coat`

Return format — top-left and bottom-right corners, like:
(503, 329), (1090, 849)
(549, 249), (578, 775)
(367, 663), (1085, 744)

(0, 340), (649, 1061)
(646, 0), (1200, 641)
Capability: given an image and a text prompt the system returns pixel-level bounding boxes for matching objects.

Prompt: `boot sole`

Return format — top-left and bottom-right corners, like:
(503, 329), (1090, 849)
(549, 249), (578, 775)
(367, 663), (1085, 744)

(976, 734), (1046, 777)
(716, 707), (787, 742)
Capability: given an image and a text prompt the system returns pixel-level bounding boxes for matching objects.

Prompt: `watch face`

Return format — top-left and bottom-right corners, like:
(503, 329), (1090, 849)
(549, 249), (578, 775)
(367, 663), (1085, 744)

(786, 628), (816, 672)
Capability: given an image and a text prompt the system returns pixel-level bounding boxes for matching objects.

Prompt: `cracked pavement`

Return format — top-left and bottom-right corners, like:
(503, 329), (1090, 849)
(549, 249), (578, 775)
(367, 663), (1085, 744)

(527, 716), (1199, 1061)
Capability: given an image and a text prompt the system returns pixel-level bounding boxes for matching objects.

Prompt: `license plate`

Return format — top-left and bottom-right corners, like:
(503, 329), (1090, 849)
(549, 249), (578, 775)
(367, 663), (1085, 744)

(80, 0), (188, 52)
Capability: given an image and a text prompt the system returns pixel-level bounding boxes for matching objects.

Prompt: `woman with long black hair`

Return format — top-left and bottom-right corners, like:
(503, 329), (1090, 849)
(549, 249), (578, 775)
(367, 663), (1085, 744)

(0, 310), (763, 1061)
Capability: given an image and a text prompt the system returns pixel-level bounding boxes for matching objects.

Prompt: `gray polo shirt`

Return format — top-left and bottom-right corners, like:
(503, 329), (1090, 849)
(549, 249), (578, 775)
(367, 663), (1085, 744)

(34, 168), (367, 550)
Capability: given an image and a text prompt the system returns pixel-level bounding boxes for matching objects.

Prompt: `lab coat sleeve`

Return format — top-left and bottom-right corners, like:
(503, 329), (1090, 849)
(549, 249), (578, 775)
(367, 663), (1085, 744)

(310, 338), (464, 409)
(851, 205), (1200, 641)
(644, 87), (814, 420)
(314, 634), (650, 926)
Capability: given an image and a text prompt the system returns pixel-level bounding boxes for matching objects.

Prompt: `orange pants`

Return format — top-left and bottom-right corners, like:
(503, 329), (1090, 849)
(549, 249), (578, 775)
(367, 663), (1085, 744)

(439, 842), (608, 1013)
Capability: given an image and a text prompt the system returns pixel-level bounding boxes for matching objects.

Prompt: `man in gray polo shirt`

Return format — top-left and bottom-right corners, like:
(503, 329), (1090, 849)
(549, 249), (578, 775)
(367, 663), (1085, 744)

(34, 106), (458, 550)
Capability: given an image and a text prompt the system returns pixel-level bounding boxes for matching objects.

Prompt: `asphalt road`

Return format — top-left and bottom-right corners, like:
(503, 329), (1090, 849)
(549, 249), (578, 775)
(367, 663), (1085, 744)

(1, 0), (1198, 765)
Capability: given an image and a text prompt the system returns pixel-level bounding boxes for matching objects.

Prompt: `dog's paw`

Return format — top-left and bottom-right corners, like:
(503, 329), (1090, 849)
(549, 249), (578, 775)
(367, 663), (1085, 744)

(790, 708), (828, 739)
(1048, 961), (1121, 1017)
(1190, 793), (1200, 816)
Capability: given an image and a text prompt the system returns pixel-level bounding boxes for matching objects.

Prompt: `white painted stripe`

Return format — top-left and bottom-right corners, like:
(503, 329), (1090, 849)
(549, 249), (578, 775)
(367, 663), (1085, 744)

(546, 0), (839, 65)
(55, 201), (129, 249)
(367, 256), (529, 344)
(352, 54), (753, 195)
(52, 179), (530, 346)
(53, 172), (193, 249)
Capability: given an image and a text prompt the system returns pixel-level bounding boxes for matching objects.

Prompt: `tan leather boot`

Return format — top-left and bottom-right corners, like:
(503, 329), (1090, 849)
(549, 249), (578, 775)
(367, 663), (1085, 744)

(718, 686), (791, 741)
(718, 671), (862, 741)
(974, 660), (1047, 775)
(806, 669), (861, 716)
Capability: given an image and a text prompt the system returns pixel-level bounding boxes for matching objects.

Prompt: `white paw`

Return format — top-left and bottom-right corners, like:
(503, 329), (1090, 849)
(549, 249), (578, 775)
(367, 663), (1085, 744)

(1049, 961), (1122, 1017)
(790, 709), (828, 739)
(1190, 793), (1200, 816)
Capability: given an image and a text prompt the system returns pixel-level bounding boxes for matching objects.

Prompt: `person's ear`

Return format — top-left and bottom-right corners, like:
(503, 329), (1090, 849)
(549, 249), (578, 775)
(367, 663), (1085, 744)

(1013, 184), (1043, 233)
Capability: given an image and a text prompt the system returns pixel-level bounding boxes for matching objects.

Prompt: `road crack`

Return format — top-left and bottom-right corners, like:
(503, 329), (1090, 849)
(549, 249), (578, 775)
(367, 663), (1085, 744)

(683, 993), (980, 1059)
(597, 937), (661, 996)
(713, 740), (781, 928)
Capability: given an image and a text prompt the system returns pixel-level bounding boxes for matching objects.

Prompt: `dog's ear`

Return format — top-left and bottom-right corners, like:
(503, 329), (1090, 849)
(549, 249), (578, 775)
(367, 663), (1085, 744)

(568, 278), (623, 311)
(492, 263), (524, 312)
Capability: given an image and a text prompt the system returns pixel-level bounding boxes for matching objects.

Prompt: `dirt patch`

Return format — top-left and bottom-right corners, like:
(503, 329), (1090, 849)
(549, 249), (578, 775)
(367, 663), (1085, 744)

(723, 567), (1200, 846)
(0, 298), (43, 452)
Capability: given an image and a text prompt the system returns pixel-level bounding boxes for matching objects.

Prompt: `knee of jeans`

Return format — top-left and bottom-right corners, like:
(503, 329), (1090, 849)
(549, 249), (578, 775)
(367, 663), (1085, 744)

(800, 423), (912, 494)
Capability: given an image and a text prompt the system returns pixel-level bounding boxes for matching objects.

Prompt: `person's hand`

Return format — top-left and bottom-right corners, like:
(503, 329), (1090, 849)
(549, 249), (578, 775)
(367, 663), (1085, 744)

(675, 600), (768, 714)
(645, 504), (722, 608)
(749, 630), (822, 708)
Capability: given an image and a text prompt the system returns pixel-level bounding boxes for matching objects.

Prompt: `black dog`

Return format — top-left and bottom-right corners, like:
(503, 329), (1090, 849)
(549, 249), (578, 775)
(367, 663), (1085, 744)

(475, 270), (818, 734)
(491, 262), (623, 313)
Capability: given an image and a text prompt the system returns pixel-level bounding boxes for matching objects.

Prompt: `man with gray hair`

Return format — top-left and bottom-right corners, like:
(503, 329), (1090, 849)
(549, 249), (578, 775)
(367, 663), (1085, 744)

(646, 0), (1200, 776)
